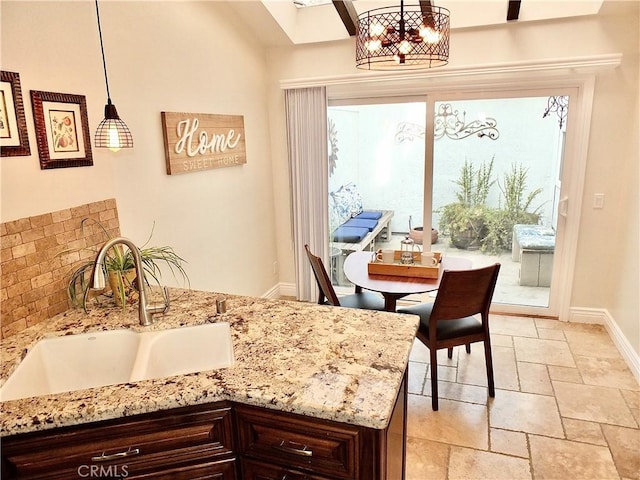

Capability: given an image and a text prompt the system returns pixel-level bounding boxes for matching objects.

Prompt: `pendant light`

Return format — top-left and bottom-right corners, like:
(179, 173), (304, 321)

(356, 0), (450, 70)
(94, 0), (132, 151)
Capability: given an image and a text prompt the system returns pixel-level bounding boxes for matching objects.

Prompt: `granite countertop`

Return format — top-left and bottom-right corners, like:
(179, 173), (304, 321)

(1, 288), (418, 437)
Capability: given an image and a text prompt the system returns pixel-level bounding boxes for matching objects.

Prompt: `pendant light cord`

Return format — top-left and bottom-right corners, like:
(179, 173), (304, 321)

(95, 0), (111, 103)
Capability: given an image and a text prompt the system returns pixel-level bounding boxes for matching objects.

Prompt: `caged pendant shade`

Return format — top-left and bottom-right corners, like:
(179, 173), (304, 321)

(94, 0), (132, 151)
(356, 0), (450, 70)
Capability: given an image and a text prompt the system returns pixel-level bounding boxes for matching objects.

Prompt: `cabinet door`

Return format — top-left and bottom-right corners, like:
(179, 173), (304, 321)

(2, 403), (234, 479)
(235, 405), (359, 479)
(241, 458), (331, 480)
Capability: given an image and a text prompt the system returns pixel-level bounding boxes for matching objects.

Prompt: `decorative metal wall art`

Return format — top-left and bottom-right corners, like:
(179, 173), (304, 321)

(542, 96), (569, 129)
(395, 122), (425, 143)
(394, 103), (500, 144)
(434, 104), (499, 140)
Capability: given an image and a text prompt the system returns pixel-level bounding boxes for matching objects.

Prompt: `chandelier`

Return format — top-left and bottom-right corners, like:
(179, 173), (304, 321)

(356, 1), (450, 70)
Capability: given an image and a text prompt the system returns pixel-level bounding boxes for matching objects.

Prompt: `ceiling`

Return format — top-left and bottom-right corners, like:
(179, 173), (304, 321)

(228, 0), (604, 47)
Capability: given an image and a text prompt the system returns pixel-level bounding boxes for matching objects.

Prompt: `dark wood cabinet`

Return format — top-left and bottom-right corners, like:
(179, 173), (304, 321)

(235, 405), (360, 479)
(236, 371), (407, 480)
(240, 458), (333, 480)
(2, 373), (407, 480)
(1, 403), (236, 480)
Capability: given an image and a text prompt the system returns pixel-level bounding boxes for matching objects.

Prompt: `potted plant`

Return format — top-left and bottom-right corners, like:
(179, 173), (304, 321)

(438, 157), (495, 250)
(61, 218), (189, 311)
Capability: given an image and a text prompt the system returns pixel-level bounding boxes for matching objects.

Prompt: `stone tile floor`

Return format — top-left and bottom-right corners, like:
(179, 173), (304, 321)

(404, 315), (640, 479)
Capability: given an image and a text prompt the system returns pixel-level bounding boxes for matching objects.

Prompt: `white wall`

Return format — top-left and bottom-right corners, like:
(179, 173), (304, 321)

(1, 1), (279, 297)
(266, 1), (639, 354)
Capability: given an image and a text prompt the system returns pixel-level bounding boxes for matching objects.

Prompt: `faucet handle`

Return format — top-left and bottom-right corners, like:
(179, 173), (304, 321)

(146, 287), (170, 316)
(161, 286), (170, 313)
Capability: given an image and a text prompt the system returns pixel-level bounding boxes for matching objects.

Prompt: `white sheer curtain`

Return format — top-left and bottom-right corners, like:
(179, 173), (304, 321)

(284, 87), (328, 302)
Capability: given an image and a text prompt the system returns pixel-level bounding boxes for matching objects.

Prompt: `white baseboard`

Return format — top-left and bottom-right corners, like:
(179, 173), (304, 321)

(261, 282), (297, 299)
(261, 284), (280, 299)
(570, 307), (640, 382)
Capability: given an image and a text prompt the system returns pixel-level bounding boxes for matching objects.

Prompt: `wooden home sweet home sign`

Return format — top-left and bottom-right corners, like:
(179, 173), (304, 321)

(161, 112), (246, 175)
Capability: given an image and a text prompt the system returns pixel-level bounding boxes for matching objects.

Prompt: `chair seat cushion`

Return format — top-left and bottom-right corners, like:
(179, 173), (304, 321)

(333, 226), (369, 243)
(327, 291), (386, 311)
(355, 211), (383, 220)
(397, 303), (482, 340)
(341, 218), (379, 231)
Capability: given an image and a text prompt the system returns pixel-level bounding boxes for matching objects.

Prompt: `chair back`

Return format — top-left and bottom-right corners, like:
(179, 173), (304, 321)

(431, 264), (500, 322)
(304, 244), (340, 306)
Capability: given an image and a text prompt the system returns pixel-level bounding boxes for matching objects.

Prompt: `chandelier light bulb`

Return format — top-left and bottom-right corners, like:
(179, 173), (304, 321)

(369, 22), (385, 36)
(420, 26), (441, 43)
(366, 39), (382, 52)
(398, 40), (413, 55)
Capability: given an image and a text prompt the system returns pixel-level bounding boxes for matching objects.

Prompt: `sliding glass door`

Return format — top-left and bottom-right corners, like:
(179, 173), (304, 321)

(428, 94), (570, 315)
(328, 85), (582, 318)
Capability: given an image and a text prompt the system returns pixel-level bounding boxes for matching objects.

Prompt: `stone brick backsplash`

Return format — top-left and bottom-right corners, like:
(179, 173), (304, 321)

(1, 199), (121, 339)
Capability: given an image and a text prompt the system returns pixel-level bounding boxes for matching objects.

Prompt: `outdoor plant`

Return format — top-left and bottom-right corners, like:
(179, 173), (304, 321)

(61, 218), (189, 311)
(438, 157), (495, 249)
(482, 164), (543, 254)
(439, 158), (543, 253)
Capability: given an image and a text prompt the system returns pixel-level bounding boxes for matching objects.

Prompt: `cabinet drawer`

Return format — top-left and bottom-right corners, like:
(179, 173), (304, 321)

(2, 403), (234, 479)
(241, 458), (332, 480)
(128, 457), (237, 480)
(235, 405), (359, 479)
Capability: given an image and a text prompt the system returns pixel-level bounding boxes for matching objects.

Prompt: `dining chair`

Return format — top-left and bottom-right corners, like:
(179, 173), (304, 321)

(304, 244), (386, 311)
(397, 263), (501, 411)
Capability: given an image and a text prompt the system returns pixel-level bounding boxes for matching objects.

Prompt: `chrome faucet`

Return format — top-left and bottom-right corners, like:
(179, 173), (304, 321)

(91, 237), (169, 326)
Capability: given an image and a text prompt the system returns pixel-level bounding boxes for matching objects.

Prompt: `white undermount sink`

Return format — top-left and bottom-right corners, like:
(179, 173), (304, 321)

(0, 322), (234, 402)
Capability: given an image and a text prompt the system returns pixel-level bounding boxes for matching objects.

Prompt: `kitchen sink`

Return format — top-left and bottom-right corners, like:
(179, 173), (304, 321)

(0, 322), (234, 402)
(133, 322), (235, 380)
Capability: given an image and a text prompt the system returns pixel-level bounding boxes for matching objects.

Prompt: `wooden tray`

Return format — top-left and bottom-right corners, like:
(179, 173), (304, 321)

(368, 251), (442, 279)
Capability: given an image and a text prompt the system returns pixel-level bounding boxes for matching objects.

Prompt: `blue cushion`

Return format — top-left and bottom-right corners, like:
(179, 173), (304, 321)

(356, 211), (383, 220)
(333, 226), (369, 243)
(342, 218), (379, 232)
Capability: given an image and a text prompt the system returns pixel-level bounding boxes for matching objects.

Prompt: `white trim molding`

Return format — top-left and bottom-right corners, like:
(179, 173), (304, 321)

(280, 54), (622, 91)
(262, 282), (297, 300)
(261, 283), (281, 299)
(570, 307), (640, 382)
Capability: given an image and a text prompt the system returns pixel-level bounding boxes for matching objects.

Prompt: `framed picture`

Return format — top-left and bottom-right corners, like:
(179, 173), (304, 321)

(0, 71), (31, 157)
(30, 90), (93, 169)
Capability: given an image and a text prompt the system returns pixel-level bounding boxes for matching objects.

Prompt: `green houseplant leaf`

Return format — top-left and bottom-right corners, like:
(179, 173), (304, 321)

(60, 218), (189, 312)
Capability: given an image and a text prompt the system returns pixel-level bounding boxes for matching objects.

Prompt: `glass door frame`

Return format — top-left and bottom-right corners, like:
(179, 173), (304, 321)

(422, 79), (594, 319)
(326, 74), (596, 320)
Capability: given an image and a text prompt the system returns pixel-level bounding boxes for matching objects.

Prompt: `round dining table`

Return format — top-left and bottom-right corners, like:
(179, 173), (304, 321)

(343, 251), (473, 311)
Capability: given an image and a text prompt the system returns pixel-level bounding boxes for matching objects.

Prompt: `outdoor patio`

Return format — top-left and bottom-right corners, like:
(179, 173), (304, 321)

(334, 233), (551, 309)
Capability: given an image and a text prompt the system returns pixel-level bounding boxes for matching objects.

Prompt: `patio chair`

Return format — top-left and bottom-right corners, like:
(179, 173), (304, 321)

(304, 244), (386, 311)
(397, 264), (500, 410)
